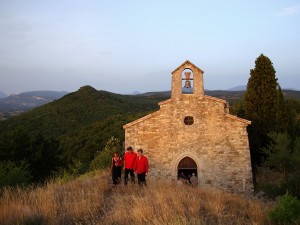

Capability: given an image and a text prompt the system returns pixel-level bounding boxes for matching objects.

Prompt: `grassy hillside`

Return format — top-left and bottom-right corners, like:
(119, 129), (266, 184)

(0, 171), (274, 225)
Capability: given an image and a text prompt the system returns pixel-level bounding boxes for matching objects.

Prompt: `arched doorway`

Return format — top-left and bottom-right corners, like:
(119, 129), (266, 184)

(177, 156), (197, 180)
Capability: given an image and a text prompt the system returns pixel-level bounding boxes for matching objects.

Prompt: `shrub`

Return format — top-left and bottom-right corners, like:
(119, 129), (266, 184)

(90, 136), (122, 170)
(262, 133), (300, 199)
(0, 161), (32, 188)
(281, 172), (300, 199)
(255, 183), (284, 198)
(55, 159), (87, 182)
(269, 191), (300, 224)
(90, 150), (112, 170)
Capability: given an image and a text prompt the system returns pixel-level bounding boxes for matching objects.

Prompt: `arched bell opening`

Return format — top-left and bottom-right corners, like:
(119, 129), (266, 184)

(181, 68), (194, 94)
(177, 156), (198, 181)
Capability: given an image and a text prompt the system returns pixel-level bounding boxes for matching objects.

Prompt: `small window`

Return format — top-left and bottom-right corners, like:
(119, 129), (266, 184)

(184, 116), (194, 125)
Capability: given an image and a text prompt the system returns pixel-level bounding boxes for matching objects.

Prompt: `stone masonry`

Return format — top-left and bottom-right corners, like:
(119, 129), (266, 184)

(123, 60), (253, 193)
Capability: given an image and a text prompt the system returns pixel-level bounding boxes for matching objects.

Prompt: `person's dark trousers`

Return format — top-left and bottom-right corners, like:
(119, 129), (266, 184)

(137, 172), (146, 186)
(124, 168), (135, 185)
(112, 176), (120, 185)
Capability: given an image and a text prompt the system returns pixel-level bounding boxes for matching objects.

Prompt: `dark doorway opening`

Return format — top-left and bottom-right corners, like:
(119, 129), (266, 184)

(177, 157), (197, 182)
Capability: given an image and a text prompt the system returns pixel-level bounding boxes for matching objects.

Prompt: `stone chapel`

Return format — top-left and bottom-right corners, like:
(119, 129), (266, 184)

(123, 60), (253, 193)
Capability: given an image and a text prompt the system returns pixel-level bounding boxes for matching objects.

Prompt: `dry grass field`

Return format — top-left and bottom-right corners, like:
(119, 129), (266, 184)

(0, 171), (274, 225)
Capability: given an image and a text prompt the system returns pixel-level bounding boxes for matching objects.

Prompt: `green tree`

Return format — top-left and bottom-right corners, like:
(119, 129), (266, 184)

(262, 132), (300, 197)
(276, 85), (296, 137)
(0, 127), (61, 182)
(285, 99), (300, 137)
(262, 133), (295, 180)
(244, 54), (278, 164)
(269, 191), (300, 225)
(90, 136), (123, 170)
(230, 99), (245, 117)
(0, 161), (32, 187)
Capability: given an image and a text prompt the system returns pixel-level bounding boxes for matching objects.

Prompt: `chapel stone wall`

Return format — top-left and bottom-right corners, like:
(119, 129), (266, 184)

(124, 95), (253, 193)
(124, 61), (253, 193)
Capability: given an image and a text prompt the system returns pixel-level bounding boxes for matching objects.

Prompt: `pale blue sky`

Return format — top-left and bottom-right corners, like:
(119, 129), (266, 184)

(0, 0), (299, 94)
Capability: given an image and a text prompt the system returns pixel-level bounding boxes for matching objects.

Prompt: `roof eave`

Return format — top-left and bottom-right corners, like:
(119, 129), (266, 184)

(123, 111), (160, 129)
(172, 60), (204, 74)
(225, 114), (251, 125)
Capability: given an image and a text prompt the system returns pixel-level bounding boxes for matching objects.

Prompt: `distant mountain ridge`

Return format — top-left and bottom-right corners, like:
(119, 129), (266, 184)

(130, 91), (141, 95)
(19, 90), (68, 99)
(0, 90), (68, 114)
(138, 89), (300, 104)
(1, 87), (300, 118)
(0, 91), (7, 99)
(226, 85), (247, 91)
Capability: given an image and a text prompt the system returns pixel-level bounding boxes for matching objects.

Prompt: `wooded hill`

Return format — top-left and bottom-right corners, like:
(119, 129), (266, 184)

(1, 85), (300, 184)
(0, 86), (166, 138)
(0, 86), (167, 182)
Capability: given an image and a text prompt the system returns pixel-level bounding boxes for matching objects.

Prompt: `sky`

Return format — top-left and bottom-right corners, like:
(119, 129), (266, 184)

(0, 0), (300, 95)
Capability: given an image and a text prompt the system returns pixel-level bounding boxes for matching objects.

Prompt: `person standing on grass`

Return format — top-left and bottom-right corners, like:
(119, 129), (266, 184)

(190, 173), (198, 187)
(134, 149), (149, 186)
(124, 146), (137, 185)
(111, 152), (122, 186)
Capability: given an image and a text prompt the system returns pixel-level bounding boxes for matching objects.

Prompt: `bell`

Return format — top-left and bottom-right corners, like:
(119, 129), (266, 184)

(184, 80), (191, 88)
(184, 72), (191, 80)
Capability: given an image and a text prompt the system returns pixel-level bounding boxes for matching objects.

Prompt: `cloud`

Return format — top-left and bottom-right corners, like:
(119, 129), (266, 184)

(280, 4), (300, 16)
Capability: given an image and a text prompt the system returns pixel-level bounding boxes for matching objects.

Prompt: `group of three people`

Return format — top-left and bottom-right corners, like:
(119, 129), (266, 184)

(111, 146), (149, 186)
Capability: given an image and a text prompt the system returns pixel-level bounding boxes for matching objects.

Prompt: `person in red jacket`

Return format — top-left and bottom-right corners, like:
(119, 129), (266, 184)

(134, 149), (149, 186)
(124, 146), (137, 185)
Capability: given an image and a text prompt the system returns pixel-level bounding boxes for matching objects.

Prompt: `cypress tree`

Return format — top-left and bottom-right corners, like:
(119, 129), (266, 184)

(276, 85), (298, 139)
(276, 86), (290, 132)
(244, 54), (278, 164)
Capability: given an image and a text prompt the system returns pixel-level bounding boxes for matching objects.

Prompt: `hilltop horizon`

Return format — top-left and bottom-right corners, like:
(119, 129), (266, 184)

(1, 84), (299, 97)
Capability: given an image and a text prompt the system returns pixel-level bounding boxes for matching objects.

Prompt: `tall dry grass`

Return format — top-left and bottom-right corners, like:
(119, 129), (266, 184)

(103, 184), (273, 225)
(0, 171), (110, 225)
(0, 171), (274, 225)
